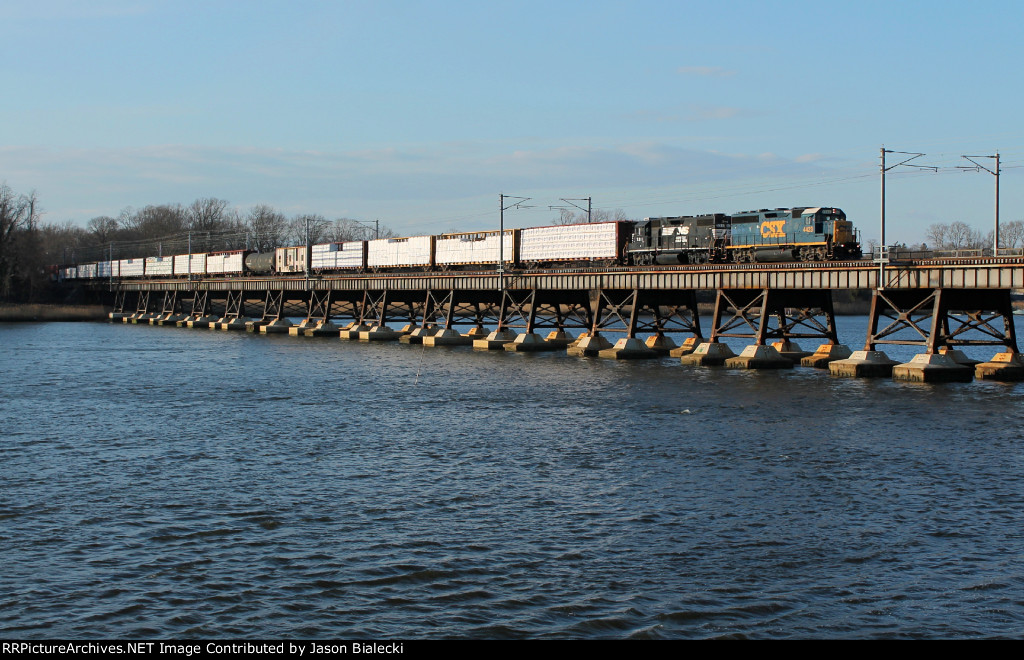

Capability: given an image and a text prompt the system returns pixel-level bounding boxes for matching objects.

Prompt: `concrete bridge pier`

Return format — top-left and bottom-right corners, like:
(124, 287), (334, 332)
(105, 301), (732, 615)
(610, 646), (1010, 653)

(892, 353), (974, 383)
(504, 332), (554, 352)
(801, 343), (853, 368)
(359, 325), (400, 341)
(473, 328), (517, 350)
(425, 328), (471, 346)
(184, 314), (218, 328)
(828, 351), (899, 377)
(288, 319), (315, 336)
(304, 320), (341, 337)
(401, 325), (438, 344)
(567, 332), (613, 357)
(669, 336), (703, 357)
(725, 344), (793, 370)
(770, 339), (813, 363)
(543, 330), (575, 348)
(678, 341), (736, 366)
(340, 322), (372, 340)
(644, 334), (678, 355)
(975, 351), (1024, 381)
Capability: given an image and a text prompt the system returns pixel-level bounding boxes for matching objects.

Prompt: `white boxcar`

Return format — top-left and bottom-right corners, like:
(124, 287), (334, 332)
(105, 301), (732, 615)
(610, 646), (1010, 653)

(79, 263), (98, 279)
(434, 231), (515, 266)
(145, 256), (174, 277)
(97, 261), (118, 278)
(367, 236), (433, 268)
(519, 222), (625, 262)
(174, 253), (207, 276)
(207, 251), (245, 275)
(119, 258), (145, 277)
(311, 242), (365, 270)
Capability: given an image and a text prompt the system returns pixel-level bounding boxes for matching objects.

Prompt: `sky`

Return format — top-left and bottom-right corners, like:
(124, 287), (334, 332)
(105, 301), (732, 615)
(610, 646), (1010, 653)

(2, 0), (1023, 245)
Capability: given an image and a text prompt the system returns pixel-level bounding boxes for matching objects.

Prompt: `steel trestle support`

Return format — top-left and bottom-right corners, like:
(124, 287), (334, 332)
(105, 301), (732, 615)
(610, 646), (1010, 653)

(866, 288), (1019, 354)
(709, 288), (838, 345)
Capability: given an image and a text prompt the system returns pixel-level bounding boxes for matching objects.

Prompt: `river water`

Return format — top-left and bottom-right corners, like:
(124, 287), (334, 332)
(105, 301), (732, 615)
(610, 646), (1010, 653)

(2, 319), (1023, 639)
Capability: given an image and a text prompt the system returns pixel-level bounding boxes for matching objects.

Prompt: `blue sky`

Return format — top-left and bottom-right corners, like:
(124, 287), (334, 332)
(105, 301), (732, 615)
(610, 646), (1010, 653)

(2, 0), (1022, 244)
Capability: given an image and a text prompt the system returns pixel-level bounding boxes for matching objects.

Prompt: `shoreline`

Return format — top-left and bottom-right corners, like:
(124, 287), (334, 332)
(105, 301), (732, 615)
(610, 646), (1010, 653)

(0, 303), (110, 322)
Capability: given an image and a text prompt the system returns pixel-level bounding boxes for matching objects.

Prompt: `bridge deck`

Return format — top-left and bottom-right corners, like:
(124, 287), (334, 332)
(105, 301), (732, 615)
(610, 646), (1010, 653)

(104, 258), (1024, 292)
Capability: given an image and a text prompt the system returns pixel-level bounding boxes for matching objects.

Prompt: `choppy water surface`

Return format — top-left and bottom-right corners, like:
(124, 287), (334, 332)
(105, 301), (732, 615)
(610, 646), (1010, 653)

(2, 320), (1024, 639)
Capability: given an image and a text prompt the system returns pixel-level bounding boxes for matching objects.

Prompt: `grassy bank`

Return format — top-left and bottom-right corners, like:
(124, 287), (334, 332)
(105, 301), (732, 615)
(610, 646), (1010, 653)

(0, 303), (109, 322)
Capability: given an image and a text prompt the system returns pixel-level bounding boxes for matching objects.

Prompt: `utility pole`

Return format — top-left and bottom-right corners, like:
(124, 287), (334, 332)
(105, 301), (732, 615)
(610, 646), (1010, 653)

(960, 153), (1001, 254)
(305, 215), (311, 278)
(351, 219), (380, 240)
(552, 197), (593, 224)
(880, 147), (935, 288)
(499, 194), (531, 291)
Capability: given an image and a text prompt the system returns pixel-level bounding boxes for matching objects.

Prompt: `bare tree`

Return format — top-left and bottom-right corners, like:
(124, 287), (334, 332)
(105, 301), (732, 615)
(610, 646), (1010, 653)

(120, 204), (188, 242)
(86, 216), (120, 244)
(0, 184), (41, 299)
(1000, 220), (1024, 249)
(38, 221), (90, 265)
(924, 221), (985, 250)
(925, 223), (949, 248)
(553, 207), (631, 225)
(324, 218), (394, 242)
(554, 208), (580, 225)
(187, 198), (230, 233)
(286, 214), (331, 246)
(246, 205), (287, 252)
(946, 221), (982, 249)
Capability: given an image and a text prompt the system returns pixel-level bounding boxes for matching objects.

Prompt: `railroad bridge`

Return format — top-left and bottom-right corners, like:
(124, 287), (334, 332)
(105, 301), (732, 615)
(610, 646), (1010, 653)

(96, 258), (1024, 383)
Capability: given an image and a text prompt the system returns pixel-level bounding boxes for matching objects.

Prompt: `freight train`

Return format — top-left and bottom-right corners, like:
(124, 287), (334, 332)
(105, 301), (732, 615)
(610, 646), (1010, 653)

(58, 206), (860, 280)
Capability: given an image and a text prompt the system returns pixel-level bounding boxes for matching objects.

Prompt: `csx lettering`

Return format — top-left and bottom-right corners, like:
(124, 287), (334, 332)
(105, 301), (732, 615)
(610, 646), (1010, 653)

(760, 220), (786, 238)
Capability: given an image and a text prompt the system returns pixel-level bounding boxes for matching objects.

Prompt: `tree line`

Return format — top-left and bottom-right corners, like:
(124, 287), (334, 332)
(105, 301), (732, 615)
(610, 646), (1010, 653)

(0, 183), (395, 302)
(923, 220), (1024, 251)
